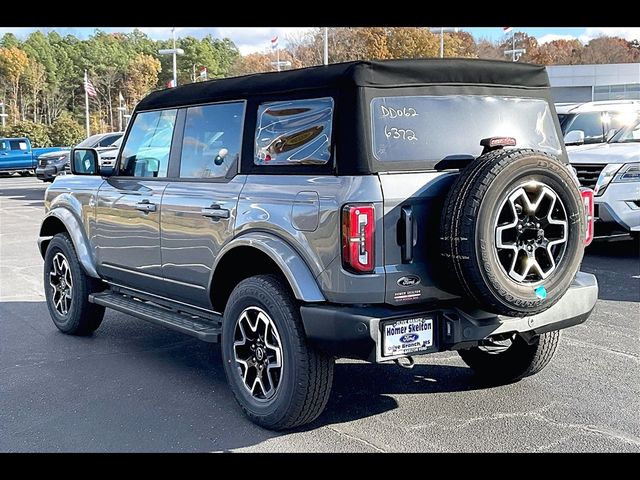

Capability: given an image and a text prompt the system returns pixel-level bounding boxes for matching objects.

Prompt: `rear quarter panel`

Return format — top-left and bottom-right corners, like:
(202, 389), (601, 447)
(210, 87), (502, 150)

(235, 174), (386, 303)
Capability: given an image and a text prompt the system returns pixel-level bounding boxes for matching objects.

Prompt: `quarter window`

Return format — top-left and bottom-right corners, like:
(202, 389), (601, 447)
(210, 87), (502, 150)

(254, 97), (333, 166)
(180, 102), (244, 179)
(118, 109), (177, 177)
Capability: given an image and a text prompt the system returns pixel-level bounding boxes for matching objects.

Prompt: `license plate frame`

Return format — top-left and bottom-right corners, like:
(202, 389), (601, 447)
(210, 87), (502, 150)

(381, 316), (436, 358)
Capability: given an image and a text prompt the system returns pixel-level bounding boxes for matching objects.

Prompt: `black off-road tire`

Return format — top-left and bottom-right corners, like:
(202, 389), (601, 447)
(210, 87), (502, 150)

(221, 274), (334, 430)
(44, 233), (105, 335)
(458, 330), (562, 383)
(440, 149), (585, 316)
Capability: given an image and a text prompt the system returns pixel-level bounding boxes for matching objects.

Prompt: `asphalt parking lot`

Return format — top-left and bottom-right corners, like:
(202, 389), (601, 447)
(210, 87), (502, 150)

(0, 176), (638, 452)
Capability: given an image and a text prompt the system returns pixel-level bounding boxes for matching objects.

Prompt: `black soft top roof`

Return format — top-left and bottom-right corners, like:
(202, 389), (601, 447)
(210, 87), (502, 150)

(137, 58), (549, 111)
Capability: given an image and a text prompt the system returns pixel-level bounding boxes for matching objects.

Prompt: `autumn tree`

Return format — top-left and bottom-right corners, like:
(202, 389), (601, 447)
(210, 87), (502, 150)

(387, 28), (440, 59)
(534, 39), (583, 65)
(0, 46), (30, 123)
(229, 53), (276, 76)
(579, 36), (640, 64)
(22, 60), (46, 122)
(123, 53), (161, 107)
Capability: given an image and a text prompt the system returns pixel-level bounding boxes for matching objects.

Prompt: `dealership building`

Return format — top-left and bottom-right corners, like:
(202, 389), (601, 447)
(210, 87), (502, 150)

(546, 63), (640, 103)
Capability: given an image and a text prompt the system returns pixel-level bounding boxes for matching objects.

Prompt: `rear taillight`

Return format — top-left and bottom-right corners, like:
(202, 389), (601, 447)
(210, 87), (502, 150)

(581, 188), (594, 246)
(342, 204), (375, 273)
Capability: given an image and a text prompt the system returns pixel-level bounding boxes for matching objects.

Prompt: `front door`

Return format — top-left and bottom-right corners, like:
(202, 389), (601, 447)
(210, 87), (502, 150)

(93, 108), (178, 294)
(160, 101), (246, 309)
(0, 138), (31, 170)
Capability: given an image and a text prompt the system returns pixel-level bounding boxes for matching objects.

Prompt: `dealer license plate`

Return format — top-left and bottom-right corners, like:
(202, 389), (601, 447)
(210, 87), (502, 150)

(382, 317), (434, 357)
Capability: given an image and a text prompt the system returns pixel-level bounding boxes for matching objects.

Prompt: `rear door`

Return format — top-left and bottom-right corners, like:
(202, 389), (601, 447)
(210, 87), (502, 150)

(371, 92), (564, 306)
(94, 109), (178, 294)
(160, 101), (246, 309)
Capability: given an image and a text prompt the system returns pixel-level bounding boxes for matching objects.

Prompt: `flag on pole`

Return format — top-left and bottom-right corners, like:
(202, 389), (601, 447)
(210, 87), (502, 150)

(84, 75), (97, 97)
(503, 27), (513, 33)
(199, 67), (207, 80)
(271, 35), (278, 50)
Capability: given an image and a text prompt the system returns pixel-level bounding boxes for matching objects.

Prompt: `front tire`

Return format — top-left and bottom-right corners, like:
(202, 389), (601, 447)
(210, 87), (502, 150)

(221, 274), (334, 430)
(44, 233), (105, 335)
(458, 330), (562, 384)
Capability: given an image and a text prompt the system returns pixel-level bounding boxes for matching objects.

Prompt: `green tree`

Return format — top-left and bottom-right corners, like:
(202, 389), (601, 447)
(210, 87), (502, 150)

(48, 111), (84, 146)
(0, 120), (51, 147)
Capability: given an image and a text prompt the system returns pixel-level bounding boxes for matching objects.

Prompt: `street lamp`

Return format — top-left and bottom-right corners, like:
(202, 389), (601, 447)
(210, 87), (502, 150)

(431, 27), (459, 58)
(158, 28), (184, 87)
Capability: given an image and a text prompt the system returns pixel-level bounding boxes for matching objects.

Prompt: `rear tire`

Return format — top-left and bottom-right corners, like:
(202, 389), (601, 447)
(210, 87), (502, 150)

(221, 274), (334, 430)
(44, 233), (105, 335)
(458, 330), (561, 383)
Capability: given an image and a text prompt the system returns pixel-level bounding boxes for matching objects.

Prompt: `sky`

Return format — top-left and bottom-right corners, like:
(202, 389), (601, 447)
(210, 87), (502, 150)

(0, 27), (638, 55)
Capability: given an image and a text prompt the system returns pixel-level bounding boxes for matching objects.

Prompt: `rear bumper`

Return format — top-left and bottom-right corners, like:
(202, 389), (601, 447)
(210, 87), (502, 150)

(300, 271), (598, 363)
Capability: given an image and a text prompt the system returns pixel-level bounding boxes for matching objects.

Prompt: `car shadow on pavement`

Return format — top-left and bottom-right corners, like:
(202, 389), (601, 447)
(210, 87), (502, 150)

(0, 186), (46, 208)
(1, 301), (488, 451)
(302, 360), (483, 431)
(582, 237), (640, 303)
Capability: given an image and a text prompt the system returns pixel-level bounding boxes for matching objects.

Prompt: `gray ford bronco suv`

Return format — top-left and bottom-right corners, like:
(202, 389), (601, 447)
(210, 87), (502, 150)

(38, 59), (598, 430)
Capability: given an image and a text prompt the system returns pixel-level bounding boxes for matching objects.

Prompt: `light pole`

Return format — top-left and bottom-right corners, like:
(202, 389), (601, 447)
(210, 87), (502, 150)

(159, 28), (184, 87)
(433, 27), (458, 58)
(503, 31), (526, 62)
(0, 101), (6, 129)
(323, 27), (328, 65)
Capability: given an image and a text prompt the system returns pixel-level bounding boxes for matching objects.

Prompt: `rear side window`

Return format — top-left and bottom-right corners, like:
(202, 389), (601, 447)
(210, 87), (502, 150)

(254, 97), (333, 166)
(98, 134), (121, 147)
(119, 109), (177, 177)
(370, 95), (561, 163)
(180, 102), (244, 179)
(9, 140), (27, 151)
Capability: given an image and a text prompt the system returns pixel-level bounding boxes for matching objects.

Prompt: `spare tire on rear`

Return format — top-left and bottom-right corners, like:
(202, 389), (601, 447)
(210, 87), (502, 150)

(440, 148), (585, 317)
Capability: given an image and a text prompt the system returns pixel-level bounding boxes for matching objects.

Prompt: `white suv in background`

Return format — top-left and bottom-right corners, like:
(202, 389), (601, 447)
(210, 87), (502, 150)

(568, 117), (640, 239)
(556, 100), (640, 147)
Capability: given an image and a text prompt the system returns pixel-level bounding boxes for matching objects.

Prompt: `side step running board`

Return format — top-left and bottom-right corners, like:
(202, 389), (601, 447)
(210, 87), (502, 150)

(89, 291), (222, 343)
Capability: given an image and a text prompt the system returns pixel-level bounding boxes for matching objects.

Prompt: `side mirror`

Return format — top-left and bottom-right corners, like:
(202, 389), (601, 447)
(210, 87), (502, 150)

(71, 148), (100, 175)
(214, 148), (229, 166)
(564, 130), (585, 146)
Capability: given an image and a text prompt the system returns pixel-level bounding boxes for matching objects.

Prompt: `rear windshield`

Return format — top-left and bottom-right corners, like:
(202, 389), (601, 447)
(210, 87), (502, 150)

(370, 95), (561, 163)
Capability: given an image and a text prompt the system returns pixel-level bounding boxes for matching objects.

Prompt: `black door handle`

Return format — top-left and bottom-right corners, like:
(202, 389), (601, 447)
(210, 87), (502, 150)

(135, 199), (156, 213)
(201, 204), (230, 220)
(401, 205), (414, 263)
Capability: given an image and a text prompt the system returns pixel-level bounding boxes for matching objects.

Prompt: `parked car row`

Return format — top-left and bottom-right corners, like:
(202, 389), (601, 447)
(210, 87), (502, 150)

(36, 132), (123, 182)
(0, 137), (67, 176)
(556, 100), (640, 239)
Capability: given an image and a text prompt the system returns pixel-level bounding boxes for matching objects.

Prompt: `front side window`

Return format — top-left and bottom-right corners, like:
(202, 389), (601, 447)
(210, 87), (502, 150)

(119, 109), (177, 177)
(370, 95), (562, 164)
(180, 102), (244, 179)
(254, 97), (333, 166)
(9, 140), (27, 151)
(564, 112), (607, 143)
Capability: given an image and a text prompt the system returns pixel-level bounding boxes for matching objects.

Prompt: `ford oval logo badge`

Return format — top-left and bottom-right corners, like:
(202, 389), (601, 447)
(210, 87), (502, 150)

(397, 275), (421, 287)
(400, 333), (419, 343)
